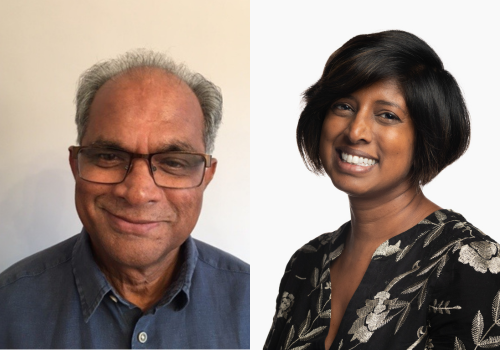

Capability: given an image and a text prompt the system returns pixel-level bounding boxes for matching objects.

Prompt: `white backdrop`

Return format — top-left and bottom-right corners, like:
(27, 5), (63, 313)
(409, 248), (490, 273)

(251, 1), (500, 347)
(0, 0), (249, 271)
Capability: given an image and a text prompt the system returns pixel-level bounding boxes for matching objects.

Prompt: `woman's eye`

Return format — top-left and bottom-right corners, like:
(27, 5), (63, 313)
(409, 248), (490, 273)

(380, 112), (401, 121)
(337, 103), (351, 110)
(332, 103), (353, 113)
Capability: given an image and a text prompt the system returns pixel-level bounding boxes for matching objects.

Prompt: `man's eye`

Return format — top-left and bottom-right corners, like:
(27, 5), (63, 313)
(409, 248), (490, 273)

(98, 153), (120, 161)
(94, 152), (125, 162)
(162, 159), (187, 168)
(84, 150), (127, 167)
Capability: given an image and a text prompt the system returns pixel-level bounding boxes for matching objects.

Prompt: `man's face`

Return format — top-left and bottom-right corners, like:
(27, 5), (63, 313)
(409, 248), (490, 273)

(69, 69), (216, 270)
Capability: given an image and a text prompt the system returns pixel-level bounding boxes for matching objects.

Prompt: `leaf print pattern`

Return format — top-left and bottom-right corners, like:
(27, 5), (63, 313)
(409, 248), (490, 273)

(281, 295), (331, 349)
(265, 210), (500, 350)
(455, 338), (466, 350)
(424, 336), (434, 349)
(429, 299), (462, 314)
(472, 311), (484, 345)
(265, 228), (345, 350)
(455, 290), (500, 349)
(406, 326), (428, 350)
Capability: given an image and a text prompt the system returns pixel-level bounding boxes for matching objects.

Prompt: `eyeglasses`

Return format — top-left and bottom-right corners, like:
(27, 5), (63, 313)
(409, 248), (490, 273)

(69, 146), (212, 189)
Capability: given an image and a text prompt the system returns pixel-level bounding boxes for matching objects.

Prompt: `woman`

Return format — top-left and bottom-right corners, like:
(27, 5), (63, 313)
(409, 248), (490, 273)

(265, 30), (500, 350)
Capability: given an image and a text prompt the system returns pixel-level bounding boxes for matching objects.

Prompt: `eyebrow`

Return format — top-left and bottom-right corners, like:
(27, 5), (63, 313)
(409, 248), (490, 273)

(374, 100), (407, 114)
(90, 139), (198, 153)
(340, 95), (408, 116)
(156, 142), (198, 153)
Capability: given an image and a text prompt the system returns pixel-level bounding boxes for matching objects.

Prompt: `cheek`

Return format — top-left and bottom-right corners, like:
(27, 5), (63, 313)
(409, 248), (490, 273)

(380, 130), (415, 170)
(74, 181), (106, 226)
(75, 181), (92, 212)
(166, 189), (204, 228)
(319, 132), (329, 165)
(399, 129), (415, 168)
(319, 117), (341, 166)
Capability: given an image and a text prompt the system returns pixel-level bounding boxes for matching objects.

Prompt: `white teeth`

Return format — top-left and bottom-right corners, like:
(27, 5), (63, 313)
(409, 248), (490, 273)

(341, 152), (376, 167)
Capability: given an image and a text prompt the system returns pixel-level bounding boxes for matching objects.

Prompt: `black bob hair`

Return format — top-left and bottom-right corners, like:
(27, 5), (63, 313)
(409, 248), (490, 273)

(296, 30), (470, 188)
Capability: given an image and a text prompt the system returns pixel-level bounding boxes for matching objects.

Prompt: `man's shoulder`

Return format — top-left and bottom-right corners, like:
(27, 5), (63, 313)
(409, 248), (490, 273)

(193, 238), (249, 275)
(0, 234), (79, 289)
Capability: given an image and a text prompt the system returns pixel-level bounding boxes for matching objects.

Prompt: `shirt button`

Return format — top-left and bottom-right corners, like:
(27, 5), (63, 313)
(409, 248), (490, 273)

(109, 295), (118, 303)
(138, 331), (148, 343)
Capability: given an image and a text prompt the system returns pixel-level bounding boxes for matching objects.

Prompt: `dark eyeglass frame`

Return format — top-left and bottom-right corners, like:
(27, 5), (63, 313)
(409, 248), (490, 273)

(69, 146), (212, 189)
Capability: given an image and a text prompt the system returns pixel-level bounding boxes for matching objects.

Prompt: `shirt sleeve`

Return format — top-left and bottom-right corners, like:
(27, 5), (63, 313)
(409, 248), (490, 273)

(427, 234), (500, 349)
(264, 252), (296, 350)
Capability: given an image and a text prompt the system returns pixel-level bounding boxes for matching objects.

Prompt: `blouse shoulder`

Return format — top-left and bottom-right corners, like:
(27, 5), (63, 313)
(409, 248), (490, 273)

(264, 223), (348, 350)
(420, 210), (500, 274)
(285, 223), (348, 275)
(423, 210), (500, 349)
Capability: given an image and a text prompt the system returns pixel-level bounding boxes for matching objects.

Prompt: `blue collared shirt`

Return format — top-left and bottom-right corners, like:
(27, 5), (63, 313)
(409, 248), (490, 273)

(0, 229), (250, 349)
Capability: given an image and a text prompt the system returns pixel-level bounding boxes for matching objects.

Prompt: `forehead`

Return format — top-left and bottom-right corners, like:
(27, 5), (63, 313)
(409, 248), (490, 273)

(347, 80), (409, 113)
(83, 68), (205, 152)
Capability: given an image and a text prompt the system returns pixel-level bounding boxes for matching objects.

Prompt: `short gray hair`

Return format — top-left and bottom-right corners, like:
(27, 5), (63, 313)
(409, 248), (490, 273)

(75, 49), (223, 154)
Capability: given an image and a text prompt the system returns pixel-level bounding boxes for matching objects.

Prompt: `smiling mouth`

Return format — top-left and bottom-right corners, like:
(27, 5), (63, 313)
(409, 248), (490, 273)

(104, 209), (163, 235)
(340, 152), (377, 167)
(114, 214), (159, 225)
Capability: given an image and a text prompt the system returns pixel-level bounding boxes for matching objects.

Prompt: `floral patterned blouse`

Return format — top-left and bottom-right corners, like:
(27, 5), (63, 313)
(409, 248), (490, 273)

(264, 210), (500, 350)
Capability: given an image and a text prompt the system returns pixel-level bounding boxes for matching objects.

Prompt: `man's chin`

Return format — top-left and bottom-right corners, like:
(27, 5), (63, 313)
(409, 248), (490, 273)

(93, 234), (183, 271)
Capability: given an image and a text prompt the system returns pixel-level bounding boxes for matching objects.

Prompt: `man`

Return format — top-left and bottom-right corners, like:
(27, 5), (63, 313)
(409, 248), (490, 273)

(0, 50), (250, 348)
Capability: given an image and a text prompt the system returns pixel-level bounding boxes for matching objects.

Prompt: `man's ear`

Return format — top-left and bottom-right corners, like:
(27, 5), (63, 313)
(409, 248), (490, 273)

(68, 148), (78, 180)
(202, 158), (217, 188)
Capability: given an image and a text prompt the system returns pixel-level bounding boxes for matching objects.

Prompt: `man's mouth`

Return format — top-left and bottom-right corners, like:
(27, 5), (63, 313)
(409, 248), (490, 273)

(340, 152), (376, 167)
(103, 209), (164, 235)
(112, 213), (159, 225)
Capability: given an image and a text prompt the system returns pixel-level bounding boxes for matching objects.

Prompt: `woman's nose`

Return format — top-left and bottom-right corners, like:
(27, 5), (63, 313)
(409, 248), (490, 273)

(346, 109), (372, 144)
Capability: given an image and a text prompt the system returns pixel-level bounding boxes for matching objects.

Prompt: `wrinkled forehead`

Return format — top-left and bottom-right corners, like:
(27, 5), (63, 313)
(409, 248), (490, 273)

(100, 67), (195, 102)
(83, 68), (205, 152)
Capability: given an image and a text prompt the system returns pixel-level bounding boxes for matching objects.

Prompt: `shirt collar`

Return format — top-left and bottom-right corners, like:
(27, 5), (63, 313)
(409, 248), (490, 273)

(72, 228), (199, 322)
(72, 229), (112, 322)
(156, 236), (198, 310)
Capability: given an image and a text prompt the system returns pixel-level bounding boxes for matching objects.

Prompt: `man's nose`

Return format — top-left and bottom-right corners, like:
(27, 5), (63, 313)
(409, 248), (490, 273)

(112, 159), (163, 205)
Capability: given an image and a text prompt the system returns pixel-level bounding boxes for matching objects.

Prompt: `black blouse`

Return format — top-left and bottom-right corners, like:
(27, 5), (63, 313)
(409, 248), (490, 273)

(265, 210), (500, 350)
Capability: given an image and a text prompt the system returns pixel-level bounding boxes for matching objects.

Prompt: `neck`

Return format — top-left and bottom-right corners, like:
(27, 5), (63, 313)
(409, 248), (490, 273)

(94, 247), (181, 312)
(345, 183), (440, 257)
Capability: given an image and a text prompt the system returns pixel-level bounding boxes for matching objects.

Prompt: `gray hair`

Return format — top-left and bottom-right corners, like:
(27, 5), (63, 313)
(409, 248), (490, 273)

(75, 49), (223, 154)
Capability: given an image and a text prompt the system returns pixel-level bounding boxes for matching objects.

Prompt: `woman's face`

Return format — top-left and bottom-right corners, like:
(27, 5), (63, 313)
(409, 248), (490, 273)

(319, 80), (415, 198)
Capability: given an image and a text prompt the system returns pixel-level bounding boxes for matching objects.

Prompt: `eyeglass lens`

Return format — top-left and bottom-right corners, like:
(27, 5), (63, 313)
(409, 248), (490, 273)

(77, 148), (206, 188)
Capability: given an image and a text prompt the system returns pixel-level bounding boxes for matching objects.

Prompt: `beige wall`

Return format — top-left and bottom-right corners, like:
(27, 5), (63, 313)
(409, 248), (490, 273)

(0, 0), (249, 269)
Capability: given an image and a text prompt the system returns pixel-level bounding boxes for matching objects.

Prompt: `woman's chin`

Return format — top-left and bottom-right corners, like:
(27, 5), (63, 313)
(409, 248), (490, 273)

(330, 178), (376, 197)
(330, 175), (414, 200)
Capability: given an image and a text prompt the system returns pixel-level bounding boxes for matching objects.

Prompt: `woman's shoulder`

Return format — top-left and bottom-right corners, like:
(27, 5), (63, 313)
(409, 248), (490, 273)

(441, 210), (499, 274)
(420, 210), (500, 348)
(420, 209), (499, 270)
(286, 222), (349, 269)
